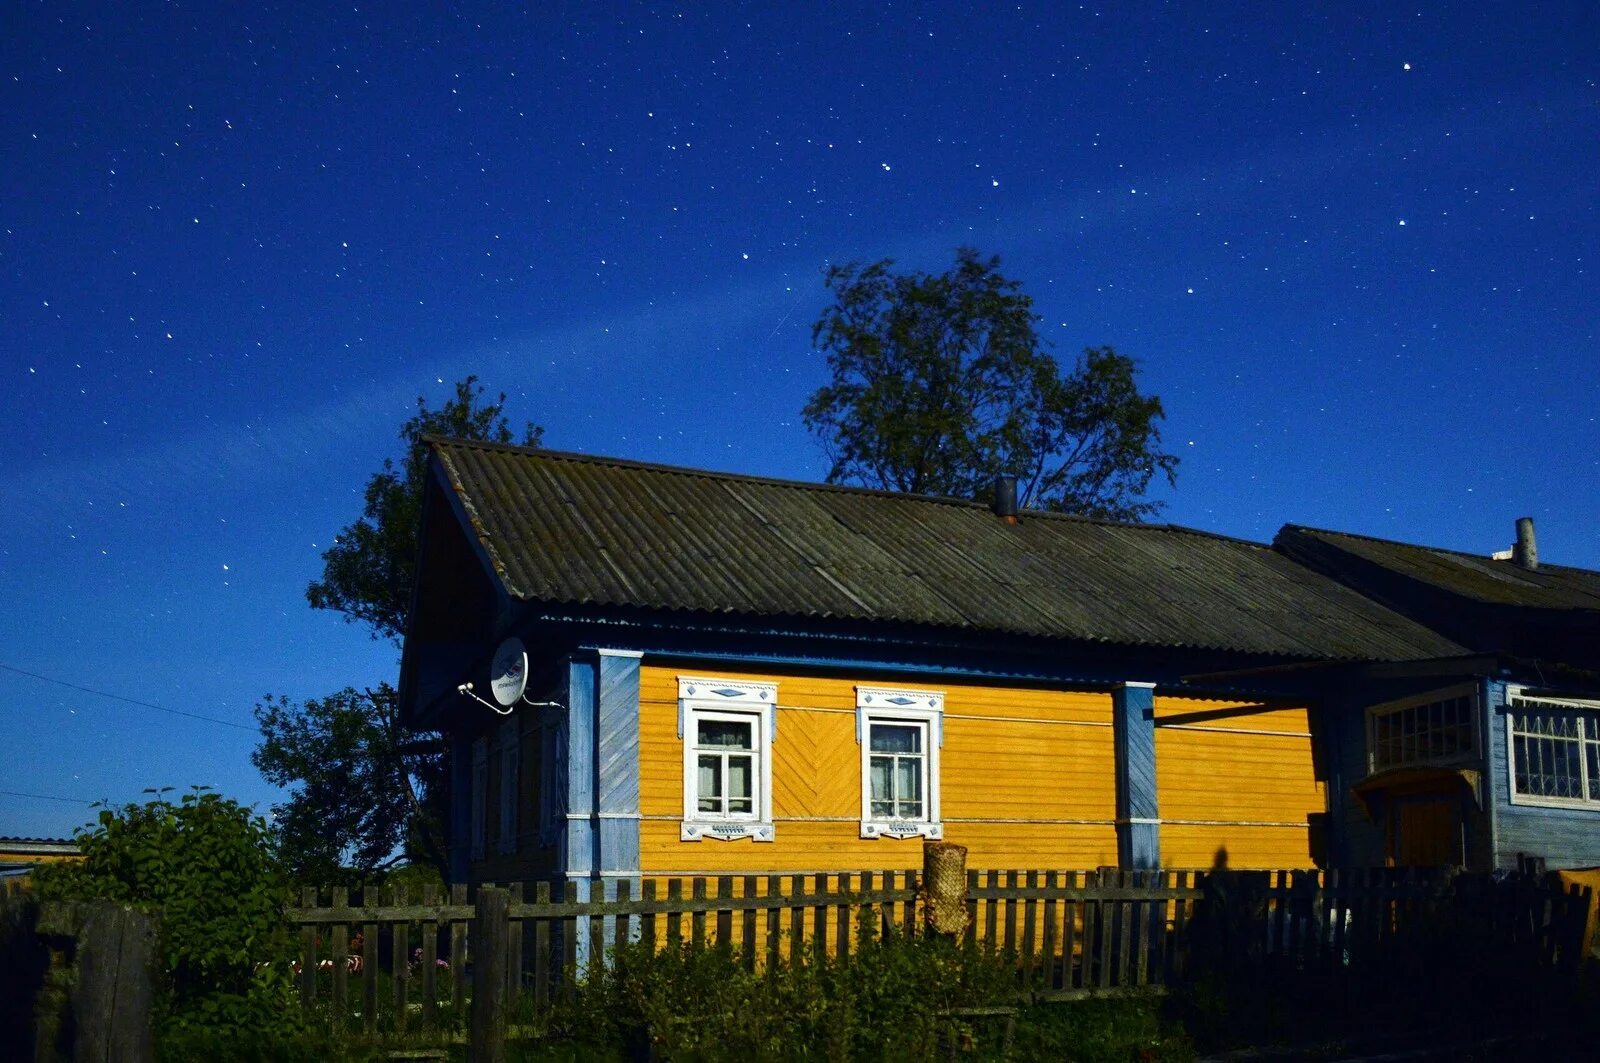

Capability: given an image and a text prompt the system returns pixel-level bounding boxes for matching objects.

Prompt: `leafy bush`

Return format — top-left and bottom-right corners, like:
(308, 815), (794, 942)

(32, 788), (305, 1057)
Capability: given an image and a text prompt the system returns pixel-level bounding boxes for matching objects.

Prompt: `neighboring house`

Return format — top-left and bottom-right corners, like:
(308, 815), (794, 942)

(1277, 523), (1600, 872)
(399, 439), (1485, 896)
(0, 836), (80, 881)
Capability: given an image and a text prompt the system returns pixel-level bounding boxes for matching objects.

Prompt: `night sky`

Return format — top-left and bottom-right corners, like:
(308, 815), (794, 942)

(3, 3), (1596, 839)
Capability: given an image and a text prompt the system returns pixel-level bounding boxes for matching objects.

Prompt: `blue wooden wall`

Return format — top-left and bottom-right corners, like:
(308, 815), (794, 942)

(1485, 679), (1600, 871)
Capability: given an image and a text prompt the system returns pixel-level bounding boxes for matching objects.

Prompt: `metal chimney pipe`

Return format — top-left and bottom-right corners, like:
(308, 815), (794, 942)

(1513, 517), (1538, 570)
(992, 475), (1019, 522)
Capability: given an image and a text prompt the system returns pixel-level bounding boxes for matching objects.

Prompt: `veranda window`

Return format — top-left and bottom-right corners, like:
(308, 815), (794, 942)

(1509, 694), (1600, 809)
(1368, 688), (1477, 772)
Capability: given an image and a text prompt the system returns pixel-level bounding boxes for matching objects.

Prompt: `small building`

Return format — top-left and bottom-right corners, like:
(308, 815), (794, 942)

(1278, 522), (1600, 871)
(0, 836), (81, 882)
(400, 440), (1492, 893)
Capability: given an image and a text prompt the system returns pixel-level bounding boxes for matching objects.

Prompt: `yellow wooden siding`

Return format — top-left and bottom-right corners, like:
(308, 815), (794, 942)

(641, 665), (1118, 874)
(1154, 697), (1324, 869)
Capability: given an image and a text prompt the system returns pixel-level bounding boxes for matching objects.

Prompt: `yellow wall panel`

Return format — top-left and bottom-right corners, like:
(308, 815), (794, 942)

(641, 664), (1323, 876)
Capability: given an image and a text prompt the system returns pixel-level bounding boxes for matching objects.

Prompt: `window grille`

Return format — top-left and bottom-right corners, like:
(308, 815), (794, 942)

(1509, 695), (1600, 808)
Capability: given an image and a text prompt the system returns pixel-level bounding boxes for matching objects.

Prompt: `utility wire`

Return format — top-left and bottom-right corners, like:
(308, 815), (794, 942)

(0, 788), (95, 805)
(0, 662), (254, 731)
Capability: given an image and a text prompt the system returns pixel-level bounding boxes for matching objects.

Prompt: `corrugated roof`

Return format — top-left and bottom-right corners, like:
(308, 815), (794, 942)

(431, 439), (1467, 662)
(1279, 526), (1600, 612)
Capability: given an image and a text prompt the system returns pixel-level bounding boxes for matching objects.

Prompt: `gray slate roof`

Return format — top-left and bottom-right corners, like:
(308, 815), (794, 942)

(431, 439), (1466, 662)
(1278, 526), (1600, 612)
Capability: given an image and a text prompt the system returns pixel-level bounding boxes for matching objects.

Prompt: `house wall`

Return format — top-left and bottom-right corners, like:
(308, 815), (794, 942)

(637, 663), (1321, 875)
(1153, 696), (1325, 869)
(1485, 679), (1600, 871)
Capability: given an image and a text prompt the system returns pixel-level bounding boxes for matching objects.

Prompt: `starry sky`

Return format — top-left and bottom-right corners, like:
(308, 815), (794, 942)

(3, 2), (1596, 839)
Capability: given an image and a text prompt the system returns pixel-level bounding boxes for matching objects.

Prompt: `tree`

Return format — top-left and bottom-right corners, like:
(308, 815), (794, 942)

(255, 377), (542, 879)
(802, 248), (1178, 521)
(32, 789), (301, 1046)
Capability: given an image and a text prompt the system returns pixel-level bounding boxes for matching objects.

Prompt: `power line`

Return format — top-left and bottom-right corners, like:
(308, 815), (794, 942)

(0, 788), (94, 805)
(0, 662), (255, 731)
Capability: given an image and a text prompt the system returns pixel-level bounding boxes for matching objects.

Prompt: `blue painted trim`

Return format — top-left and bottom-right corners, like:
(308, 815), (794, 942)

(596, 653), (642, 875)
(1113, 683), (1160, 870)
(562, 657), (598, 879)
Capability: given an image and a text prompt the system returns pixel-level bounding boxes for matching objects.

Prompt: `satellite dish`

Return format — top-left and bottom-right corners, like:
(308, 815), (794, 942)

(489, 637), (528, 707)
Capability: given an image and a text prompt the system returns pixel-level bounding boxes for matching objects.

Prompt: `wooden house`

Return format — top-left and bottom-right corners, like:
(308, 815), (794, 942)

(1278, 522), (1600, 872)
(399, 440), (1486, 898)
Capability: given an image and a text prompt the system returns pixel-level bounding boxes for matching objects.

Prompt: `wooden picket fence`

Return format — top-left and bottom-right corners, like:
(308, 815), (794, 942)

(283, 866), (1594, 1050)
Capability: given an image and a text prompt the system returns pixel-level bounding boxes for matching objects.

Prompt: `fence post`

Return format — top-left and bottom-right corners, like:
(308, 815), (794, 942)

(74, 901), (157, 1063)
(470, 887), (509, 1063)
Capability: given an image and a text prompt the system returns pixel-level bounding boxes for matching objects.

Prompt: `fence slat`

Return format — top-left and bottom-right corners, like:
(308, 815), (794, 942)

(299, 886), (318, 1012)
(641, 879), (657, 955)
(1068, 870), (1081, 986)
(361, 907), (378, 1034)
(742, 875), (758, 970)
(506, 882), (523, 1006)
(1041, 871), (1058, 991)
(813, 873), (829, 962)
(666, 880), (683, 947)
(450, 883), (468, 1015)
(331, 886), (349, 1026)
(561, 880), (578, 999)
(534, 881), (552, 1006)
(691, 879), (707, 950)
(789, 875), (804, 966)
(392, 883), (409, 1033)
(716, 876), (734, 952)
(420, 884), (438, 1030)
(984, 870), (999, 954)
(766, 875), (782, 971)
(1096, 870), (1114, 990)
(1022, 871), (1039, 985)
(616, 878), (633, 954)
(836, 872), (853, 961)
(858, 871), (875, 954)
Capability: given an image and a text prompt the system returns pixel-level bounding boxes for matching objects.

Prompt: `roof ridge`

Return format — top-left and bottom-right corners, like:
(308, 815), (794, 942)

(1281, 523), (1600, 577)
(424, 435), (1261, 546)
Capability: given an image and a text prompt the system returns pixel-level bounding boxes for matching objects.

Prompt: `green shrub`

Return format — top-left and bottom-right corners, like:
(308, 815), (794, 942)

(32, 788), (305, 1058)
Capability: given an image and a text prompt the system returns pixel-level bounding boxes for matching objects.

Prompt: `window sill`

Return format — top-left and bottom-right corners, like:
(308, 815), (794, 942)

(861, 821), (942, 840)
(681, 820), (774, 842)
(1507, 792), (1600, 813)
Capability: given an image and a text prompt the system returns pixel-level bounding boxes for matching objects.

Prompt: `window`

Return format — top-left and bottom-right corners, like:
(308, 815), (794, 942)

(678, 677), (775, 841)
(1367, 687), (1477, 773)
(497, 719), (519, 855)
(857, 686), (943, 839)
(1508, 691), (1600, 810)
(470, 736), (488, 862)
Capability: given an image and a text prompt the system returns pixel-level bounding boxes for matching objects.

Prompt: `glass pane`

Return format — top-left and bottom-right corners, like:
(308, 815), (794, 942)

(899, 799), (923, 819)
(698, 719), (752, 749)
(871, 799), (895, 818)
(697, 754), (721, 813)
(870, 724), (920, 754)
(728, 755), (753, 802)
(896, 757), (922, 808)
(1587, 742), (1599, 802)
(870, 756), (893, 803)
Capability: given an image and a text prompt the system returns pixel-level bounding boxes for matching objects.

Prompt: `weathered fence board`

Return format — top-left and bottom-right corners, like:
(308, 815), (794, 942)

(282, 865), (1592, 1045)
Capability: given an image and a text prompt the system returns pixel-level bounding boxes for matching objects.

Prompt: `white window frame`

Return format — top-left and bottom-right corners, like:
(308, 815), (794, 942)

(856, 685), (943, 840)
(470, 736), (488, 862)
(678, 676), (776, 842)
(1505, 687), (1600, 812)
(496, 719), (519, 855)
(1365, 684), (1479, 774)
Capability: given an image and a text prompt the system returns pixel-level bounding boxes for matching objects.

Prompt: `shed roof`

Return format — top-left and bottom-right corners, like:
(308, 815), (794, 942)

(1277, 526), (1600, 612)
(429, 439), (1464, 663)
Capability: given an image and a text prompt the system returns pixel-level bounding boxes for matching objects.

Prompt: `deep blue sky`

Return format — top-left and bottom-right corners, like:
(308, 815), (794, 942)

(3, 3), (1596, 839)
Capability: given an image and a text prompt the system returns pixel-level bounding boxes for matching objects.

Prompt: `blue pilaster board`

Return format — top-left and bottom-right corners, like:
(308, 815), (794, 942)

(1113, 681), (1160, 870)
(562, 655), (597, 880)
(595, 649), (643, 875)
